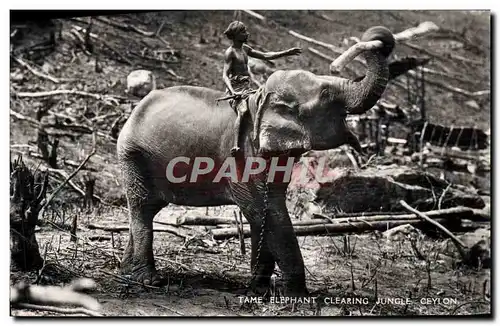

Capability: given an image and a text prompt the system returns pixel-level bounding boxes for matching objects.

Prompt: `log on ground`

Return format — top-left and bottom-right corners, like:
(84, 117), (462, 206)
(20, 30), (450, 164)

(211, 217), (460, 240)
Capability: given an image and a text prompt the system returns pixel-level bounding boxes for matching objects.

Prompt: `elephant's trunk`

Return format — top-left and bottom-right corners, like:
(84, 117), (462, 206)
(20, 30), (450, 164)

(337, 27), (395, 115)
(344, 50), (390, 114)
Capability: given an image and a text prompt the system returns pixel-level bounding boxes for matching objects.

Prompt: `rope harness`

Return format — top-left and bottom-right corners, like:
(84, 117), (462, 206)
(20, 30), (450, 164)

(217, 86), (275, 294)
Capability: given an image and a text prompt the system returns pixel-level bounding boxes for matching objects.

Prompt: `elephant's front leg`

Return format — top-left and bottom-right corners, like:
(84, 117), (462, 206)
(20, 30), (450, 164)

(230, 183), (276, 294)
(265, 191), (308, 298)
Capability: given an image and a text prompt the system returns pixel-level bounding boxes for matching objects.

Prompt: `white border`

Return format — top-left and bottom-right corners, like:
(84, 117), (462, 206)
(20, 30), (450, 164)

(2, 2), (497, 325)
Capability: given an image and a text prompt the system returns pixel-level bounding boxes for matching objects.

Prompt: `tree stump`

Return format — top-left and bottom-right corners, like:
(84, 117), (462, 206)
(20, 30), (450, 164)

(70, 215), (78, 242)
(82, 171), (96, 210)
(37, 128), (59, 168)
(10, 156), (48, 271)
(48, 138), (59, 168)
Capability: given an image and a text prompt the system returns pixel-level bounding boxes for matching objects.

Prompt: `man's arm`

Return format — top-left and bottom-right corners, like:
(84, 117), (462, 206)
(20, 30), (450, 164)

(244, 44), (302, 60)
(222, 49), (237, 95)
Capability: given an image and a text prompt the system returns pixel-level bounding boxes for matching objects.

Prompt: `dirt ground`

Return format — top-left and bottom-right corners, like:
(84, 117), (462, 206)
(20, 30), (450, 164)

(10, 203), (491, 317)
(9, 10), (491, 317)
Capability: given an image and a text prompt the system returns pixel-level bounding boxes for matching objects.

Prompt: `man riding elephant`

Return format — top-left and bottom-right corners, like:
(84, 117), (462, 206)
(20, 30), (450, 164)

(222, 21), (302, 156)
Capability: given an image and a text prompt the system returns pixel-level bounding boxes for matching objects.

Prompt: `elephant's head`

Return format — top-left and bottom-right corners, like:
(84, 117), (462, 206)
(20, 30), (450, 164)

(253, 26), (395, 157)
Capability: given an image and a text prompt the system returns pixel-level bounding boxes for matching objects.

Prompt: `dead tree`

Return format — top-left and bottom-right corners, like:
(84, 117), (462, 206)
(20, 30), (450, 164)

(10, 156), (48, 271)
(83, 17), (94, 53)
(70, 215), (78, 242)
(37, 126), (59, 168)
(82, 171), (96, 209)
(48, 138), (59, 168)
(36, 126), (50, 161)
(36, 106), (59, 168)
(110, 115), (124, 139)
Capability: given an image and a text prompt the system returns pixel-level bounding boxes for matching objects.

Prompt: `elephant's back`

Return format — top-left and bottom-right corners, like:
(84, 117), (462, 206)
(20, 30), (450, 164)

(128, 85), (229, 122)
(117, 85), (235, 159)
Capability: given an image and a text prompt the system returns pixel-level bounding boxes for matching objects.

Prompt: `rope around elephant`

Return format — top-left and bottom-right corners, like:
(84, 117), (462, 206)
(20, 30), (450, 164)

(246, 164), (270, 295)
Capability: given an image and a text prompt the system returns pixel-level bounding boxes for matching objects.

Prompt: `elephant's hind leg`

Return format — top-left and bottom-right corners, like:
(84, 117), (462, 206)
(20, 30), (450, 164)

(119, 153), (167, 286)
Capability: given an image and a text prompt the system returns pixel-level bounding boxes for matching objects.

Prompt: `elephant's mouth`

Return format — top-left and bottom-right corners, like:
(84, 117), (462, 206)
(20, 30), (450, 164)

(258, 147), (307, 159)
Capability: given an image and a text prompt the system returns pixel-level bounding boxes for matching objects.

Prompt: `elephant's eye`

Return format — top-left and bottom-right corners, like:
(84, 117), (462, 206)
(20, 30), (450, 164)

(275, 102), (297, 115)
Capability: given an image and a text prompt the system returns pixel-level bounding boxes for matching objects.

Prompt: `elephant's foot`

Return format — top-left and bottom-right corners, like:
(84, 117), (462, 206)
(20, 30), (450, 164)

(120, 261), (160, 286)
(248, 258), (275, 297)
(248, 276), (308, 302)
(249, 274), (273, 297)
(283, 278), (309, 299)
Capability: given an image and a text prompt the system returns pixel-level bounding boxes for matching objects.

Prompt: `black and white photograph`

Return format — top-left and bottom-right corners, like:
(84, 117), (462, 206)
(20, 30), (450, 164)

(9, 9), (491, 317)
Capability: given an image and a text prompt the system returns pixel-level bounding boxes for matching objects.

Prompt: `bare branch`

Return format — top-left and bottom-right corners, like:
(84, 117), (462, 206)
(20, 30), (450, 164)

(93, 16), (155, 36)
(438, 183), (452, 210)
(48, 168), (103, 202)
(393, 21), (439, 42)
(39, 132), (97, 216)
(308, 47), (336, 61)
(12, 89), (125, 105)
(289, 30), (343, 54)
(242, 10), (266, 21)
(72, 25), (133, 65)
(87, 223), (188, 240)
(399, 200), (468, 259)
(12, 56), (60, 83)
(406, 69), (489, 98)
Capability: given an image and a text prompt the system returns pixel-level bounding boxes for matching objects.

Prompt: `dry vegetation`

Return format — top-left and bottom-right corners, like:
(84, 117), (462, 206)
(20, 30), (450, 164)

(9, 10), (490, 317)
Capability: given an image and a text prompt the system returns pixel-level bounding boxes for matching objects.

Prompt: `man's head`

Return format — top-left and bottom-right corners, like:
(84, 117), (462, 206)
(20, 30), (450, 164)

(224, 21), (249, 42)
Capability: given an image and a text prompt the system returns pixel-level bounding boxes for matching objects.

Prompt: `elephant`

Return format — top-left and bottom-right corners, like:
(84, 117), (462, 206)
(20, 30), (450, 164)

(116, 26), (396, 297)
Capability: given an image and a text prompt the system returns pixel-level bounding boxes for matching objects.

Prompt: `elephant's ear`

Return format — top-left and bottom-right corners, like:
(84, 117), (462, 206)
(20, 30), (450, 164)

(252, 89), (273, 149)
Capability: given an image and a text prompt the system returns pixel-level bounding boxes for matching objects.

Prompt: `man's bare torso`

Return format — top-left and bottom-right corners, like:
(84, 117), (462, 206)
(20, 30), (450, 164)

(228, 46), (250, 78)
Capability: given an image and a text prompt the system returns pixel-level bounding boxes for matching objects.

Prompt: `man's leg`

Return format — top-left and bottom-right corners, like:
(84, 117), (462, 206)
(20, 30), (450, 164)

(231, 111), (242, 156)
(231, 98), (250, 156)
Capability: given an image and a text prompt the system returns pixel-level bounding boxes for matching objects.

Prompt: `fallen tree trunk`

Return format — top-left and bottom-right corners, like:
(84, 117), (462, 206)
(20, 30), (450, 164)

(176, 215), (242, 226)
(210, 206), (485, 240)
(314, 206), (484, 221)
(172, 206), (482, 227)
(13, 89), (123, 103)
(211, 218), (454, 240)
(87, 223), (189, 239)
(10, 278), (101, 314)
(87, 206), (480, 240)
